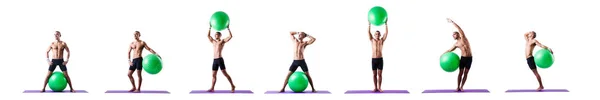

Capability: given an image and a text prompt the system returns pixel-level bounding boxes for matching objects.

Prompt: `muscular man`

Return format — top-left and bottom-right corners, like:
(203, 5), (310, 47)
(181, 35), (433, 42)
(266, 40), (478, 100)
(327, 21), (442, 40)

(444, 18), (472, 92)
(127, 31), (160, 93)
(279, 32), (317, 93)
(206, 24), (236, 93)
(368, 20), (388, 92)
(524, 31), (553, 91)
(42, 31), (75, 92)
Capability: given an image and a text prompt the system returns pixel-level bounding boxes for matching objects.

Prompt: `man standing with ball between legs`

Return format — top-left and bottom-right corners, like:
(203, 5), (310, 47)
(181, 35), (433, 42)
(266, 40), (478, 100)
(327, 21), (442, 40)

(444, 18), (472, 92)
(206, 24), (236, 93)
(279, 32), (317, 93)
(524, 31), (553, 91)
(127, 31), (161, 93)
(42, 31), (75, 92)
(368, 20), (388, 92)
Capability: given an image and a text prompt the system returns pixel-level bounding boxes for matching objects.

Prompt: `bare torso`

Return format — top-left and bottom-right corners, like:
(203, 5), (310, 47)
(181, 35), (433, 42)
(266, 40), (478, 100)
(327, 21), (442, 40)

(525, 39), (536, 58)
(130, 41), (146, 59)
(50, 41), (67, 59)
(456, 39), (472, 57)
(371, 39), (383, 58)
(212, 40), (226, 58)
(294, 41), (308, 60)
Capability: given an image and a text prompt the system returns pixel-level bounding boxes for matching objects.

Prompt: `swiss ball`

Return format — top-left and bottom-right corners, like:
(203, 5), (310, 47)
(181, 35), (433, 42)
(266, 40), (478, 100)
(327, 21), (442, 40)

(368, 6), (387, 26)
(288, 71), (308, 92)
(210, 11), (230, 31)
(48, 72), (67, 92)
(440, 52), (460, 72)
(143, 54), (162, 74)
(534, 48), (554, 68)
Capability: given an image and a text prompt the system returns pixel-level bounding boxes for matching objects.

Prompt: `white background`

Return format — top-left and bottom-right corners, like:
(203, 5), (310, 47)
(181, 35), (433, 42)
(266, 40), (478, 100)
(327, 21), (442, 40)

(0, 0), (597, 100)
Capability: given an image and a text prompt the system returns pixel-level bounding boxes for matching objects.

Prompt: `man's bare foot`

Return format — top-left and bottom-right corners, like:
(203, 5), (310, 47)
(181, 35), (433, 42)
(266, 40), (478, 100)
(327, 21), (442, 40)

(279, 89), (285, 93)
(378, 88), (383, 92)
(133, 89), (140, 93)
(536, 86), (544, 91)
(455, 87), (461, 92)
(207, 89), (214, 92)
(373, 88), (378, 92)
(311, 89), (316, 93)
(129, 88), (136, 92)
(70, 90), (76, 93)
(41, 89), (46, 92)
(459, 87), (464, 92)
(230, 86), (236, 93)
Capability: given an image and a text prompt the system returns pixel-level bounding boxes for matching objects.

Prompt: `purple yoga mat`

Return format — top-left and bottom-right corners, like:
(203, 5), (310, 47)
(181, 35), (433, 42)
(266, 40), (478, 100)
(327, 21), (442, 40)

(23, 90), (88, 93)
(345, 90), (410, 94)
(104, 90), (170, 94)
(264, 90), (331, 94)
(189, 90), (254, 94)
(422, 89), (490, 93)
(506, 89), (569, 93)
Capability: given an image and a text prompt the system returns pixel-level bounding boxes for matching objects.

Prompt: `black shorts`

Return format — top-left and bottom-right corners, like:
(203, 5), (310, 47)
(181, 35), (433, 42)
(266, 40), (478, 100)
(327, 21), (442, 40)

(372, 58), (383, 70)
(212, 58), (226, 71)
(527, 57), (536, 69)
(289, 60), (308, 72)
(129, 57), (143, 70)
(49, 59), (67, 71)
(459, 56), (473, 69)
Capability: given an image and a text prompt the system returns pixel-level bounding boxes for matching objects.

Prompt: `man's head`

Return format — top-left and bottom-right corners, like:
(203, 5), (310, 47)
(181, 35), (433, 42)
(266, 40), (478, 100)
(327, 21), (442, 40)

(374, 31), (381, 39)
(529, 31), (537, 39)
(54, 31), (61, 40)
(215, 32), (222, 40)
(298, 32), (307, 40)
(452, 31), (459, 40)
(134, 31), (141, 40)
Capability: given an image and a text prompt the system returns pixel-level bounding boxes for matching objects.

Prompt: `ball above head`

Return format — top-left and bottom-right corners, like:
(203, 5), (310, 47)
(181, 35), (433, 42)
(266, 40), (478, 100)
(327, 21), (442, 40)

(143, 54), (163, 74)
(210, 11), (230, 31)
(368, 6), (387, 26)
(440, 52), (460, 72)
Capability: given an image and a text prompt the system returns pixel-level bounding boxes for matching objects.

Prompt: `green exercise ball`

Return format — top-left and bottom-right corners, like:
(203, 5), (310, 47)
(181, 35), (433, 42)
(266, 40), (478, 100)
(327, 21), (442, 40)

(368, 6), (387, 26)
(440, 52), (460, 72)
(288, 71), (308, 92)
(143, 54), (162, 74)
(210, 11), (230, 31)
(48, 72), (67, 92)
(534, 49), (554, 68)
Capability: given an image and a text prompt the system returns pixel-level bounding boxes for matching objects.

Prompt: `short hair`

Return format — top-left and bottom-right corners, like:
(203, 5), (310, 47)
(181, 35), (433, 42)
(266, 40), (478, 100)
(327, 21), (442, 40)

(375, 31), (380, 33)
(453, 31), (459, 34)
(55, 31), (61, 36)
(531, 31), (537, 38)
(215, 32), (222, 35)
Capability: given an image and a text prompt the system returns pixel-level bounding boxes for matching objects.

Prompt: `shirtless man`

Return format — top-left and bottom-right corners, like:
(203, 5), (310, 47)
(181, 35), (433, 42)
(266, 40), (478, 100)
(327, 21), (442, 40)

(368, 20), (388, 92)
(279, 31), (317, 93)
(206, 24), (236, 93)
(444, 18), (473, 92)
(127, 31), (160, 93)
(524, 31), (553, 91)
(42, 31), (75, 92)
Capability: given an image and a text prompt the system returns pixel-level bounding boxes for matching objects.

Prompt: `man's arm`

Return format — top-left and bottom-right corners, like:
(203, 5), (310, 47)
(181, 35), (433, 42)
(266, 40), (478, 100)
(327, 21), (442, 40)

(290, 31), (299, 42)
(127, 43), (133, 63)
(368, 23), (373, 40)
(382, 22), (389, 42)
(524, 33), (529, 40)
(46, 43), (53, 63)
(63, 43), (70, 62)
(534, 40), (553, 53)
(449, 19), (467, 40)
(446, 43), (458, 52)
(306, 34), (316, 45)
(207, 26), (215, 43)
(223, 27), (233, 43)
(143, 42), (159, 55)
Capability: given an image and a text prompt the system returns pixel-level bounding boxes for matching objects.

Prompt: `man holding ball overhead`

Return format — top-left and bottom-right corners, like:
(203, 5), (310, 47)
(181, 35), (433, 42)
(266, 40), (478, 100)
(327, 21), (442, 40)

(524, 31), (553, 91)
(42, 31), (75, 92)
(444, 18), (473, 92)
(127, 31), (161, 93)
(279, 31), (317, 93)
(368, 20), (388, 92)
(206, 24), (237, 93)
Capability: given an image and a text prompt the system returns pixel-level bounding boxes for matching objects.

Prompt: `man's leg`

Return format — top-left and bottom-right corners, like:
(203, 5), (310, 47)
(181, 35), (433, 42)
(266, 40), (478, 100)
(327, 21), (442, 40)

(62, 71), (75, 92)
(279, 71), (294, 92)
(372, 70), (377, 92)
(300, 61), (315, 92)
(41, 71), (53, 92)
(221, 69), (236, 93)
(531, 69), (544, 91)
(134, 69), (143, 93)
(459, 68), (470, 91)
(127, 70), (136, 92)
(207, 70), (217, 92)
(456, 68), (464, 92)
(377, 69), (383, 92)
